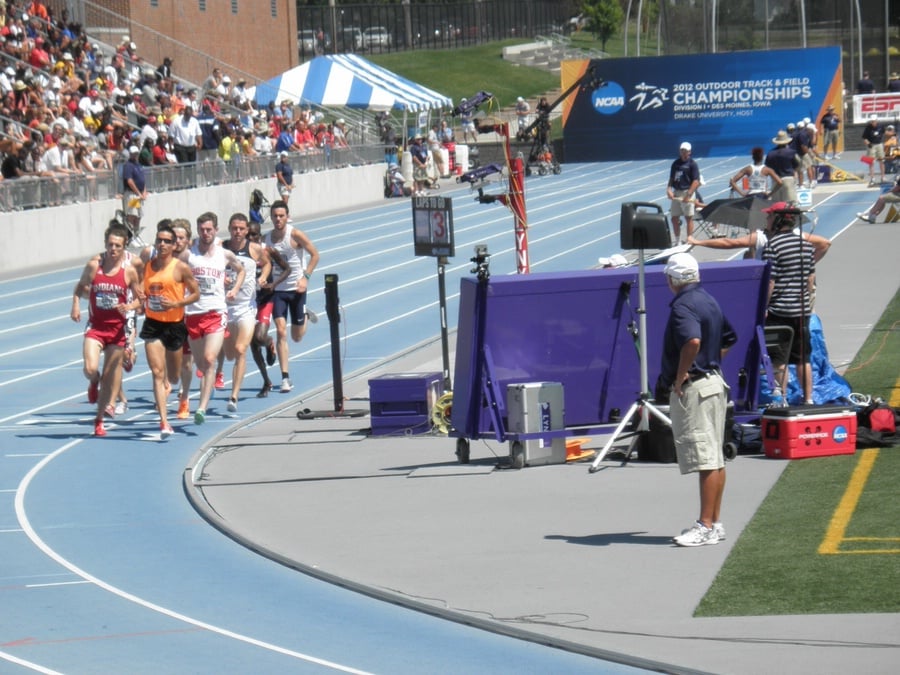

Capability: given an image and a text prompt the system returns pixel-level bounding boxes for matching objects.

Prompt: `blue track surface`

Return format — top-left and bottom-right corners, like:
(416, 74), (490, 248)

(0, 158), (870, 672)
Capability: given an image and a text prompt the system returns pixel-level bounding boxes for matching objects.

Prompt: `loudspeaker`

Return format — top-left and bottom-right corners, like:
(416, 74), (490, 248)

(620, 202), (670, 250)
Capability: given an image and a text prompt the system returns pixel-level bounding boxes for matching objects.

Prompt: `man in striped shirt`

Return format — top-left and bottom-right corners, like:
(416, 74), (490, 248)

(762, 203), (816, 405)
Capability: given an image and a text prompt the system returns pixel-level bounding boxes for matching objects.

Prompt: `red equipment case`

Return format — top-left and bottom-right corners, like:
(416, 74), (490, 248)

(762, 405), (857, 459)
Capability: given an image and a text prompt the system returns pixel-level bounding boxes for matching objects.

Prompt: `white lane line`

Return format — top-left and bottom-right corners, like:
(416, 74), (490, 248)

(0, 650), (63, 675)
(15, 439), (373, 674)
(0, 314), (74, 333)
(26, 580), (93, 589)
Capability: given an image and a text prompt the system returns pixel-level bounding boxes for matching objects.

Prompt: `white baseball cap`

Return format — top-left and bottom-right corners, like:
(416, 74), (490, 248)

(679, 142), (691, 152)
(664, 252), (700, 282)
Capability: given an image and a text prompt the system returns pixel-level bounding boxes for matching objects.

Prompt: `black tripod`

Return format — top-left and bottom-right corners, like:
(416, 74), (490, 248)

(590, 203), (672, 472)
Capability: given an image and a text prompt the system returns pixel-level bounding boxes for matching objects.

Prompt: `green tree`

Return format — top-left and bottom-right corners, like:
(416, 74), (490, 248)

(583, 0), (624, 51)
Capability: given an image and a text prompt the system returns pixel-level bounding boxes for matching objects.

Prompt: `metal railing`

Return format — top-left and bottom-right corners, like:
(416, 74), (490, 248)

(0, 144), (384, 212)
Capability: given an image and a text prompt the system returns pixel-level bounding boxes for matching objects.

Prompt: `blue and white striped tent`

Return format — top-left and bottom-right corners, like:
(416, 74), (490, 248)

(252, 54), (452, 112)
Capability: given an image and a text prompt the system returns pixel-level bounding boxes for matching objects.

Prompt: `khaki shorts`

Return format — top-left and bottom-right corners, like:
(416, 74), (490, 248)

(669, 373), (727, 474)
(670, 190), (695, 218)
(770, 176), (797, 204)
(868, 143), (885, 160)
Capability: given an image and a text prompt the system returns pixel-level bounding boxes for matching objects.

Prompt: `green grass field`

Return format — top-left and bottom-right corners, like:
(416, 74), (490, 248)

(369, 41), (559, 112)
(697, 288), (900, 617)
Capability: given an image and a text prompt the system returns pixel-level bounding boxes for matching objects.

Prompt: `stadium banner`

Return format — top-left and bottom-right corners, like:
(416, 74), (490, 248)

(561, 46), (842, 161)
(852, 93), (900, 124)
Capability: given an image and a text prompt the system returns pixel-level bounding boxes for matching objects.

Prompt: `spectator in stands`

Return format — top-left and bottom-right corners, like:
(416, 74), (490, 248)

(152, 126), (174, 165)
(1, 142), (35, 179)
(197, 101), (221, 160)
(168, 104), (201, 163)
(274, 122), (296, 153)
(200, 67), (219, 93)
(216, 74), (231, 100)
(254, 119), (273, 155)
(856, 71), (875, 94)
(296, 119), (315, 151)
(27, 2), (50, 24)
(218, 122), (241, 175)
(232, 78), (250, 107)
(329, 117), (346, 147)
(239, 127), (256, 158)
(0, 66), (15, 97)
(28, 36), (51, 70)
(156, 56), (173, 91)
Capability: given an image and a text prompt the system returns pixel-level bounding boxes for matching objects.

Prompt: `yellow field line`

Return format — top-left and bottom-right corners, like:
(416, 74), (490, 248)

(818, 449), (878, 555)
(817, 376), (900, 555)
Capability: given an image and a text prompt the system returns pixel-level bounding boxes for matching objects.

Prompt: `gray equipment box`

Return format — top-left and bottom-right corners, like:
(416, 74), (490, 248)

(506, 382), (566, 467)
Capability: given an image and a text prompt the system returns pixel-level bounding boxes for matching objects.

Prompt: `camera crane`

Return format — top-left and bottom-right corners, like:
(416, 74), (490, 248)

(518, 65), (606, 174)
(450, 67), (605, 275)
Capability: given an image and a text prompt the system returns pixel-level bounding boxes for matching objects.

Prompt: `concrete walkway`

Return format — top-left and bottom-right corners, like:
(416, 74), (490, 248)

(187, 184), (900, 674)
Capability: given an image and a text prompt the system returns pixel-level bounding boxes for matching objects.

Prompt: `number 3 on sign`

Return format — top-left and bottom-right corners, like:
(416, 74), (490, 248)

(431, 211), (446, 242)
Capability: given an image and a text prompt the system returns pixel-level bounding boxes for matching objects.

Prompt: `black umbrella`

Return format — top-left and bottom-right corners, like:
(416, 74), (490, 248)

(699, 196), (776, 231)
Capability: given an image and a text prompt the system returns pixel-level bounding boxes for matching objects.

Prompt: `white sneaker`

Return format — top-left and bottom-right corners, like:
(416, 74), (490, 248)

(280, 377), (293, 393)
(713, 522), (726, 541)
(227, 398), (238, 413)
(674, 521), (720, 547)
(114, 401), (128, 416)
(857, 212), (876, 224)
(305, 308), (318, 324)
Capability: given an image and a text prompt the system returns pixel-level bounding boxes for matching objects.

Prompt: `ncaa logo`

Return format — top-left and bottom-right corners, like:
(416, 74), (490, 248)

(592, 82), (625, 115)
(833, 425), (849, 443)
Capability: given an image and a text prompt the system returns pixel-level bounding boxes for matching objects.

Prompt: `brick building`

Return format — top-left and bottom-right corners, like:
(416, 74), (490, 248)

(74, 0), (298, 85)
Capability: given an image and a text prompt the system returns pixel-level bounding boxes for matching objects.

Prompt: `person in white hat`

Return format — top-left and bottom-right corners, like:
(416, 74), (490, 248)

(659, 252), (736, 547)
(515, 95), (530, 136)
(666, 142), (701, 245)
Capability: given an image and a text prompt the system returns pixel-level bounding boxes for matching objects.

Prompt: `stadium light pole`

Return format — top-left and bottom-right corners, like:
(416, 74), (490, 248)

(854, 0), (863, 85)
(710, 0), (717, 53)
(636, 0), (643, 55)
(884, 0), (890, 88)
(800, 0), (807, 48)
(624, 0), (633, 56)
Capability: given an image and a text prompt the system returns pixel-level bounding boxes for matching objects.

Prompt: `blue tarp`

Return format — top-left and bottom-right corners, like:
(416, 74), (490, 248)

(251, 55), (452, 112)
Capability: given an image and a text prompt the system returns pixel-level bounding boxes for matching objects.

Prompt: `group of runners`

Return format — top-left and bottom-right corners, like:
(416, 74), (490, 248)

(70, 199), (319, 438)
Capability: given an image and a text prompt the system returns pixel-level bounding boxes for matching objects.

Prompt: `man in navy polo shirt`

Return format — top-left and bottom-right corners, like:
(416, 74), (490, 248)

(658, 252), (736, 547)
(665, 142), (700, 245)
(765, 130), (799, 204)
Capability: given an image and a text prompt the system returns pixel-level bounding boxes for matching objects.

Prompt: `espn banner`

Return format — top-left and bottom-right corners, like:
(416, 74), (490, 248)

(561, 46), (842, 160)
(852, 93), (900, 124)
